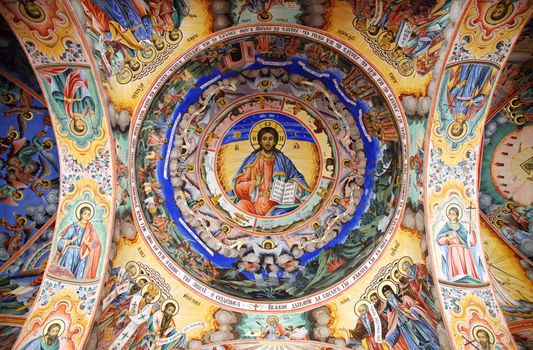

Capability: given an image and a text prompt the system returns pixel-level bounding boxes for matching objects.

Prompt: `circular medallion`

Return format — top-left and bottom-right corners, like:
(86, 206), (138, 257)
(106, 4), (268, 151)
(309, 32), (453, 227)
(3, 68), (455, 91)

(131, 25), (407, 311)
(197, 94), (337, 234)
(490, 125), (533, 206)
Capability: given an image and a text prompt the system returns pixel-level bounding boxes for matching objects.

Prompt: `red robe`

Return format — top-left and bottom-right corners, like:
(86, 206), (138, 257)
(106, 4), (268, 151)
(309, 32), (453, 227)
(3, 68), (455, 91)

(234, 153), (277, 216)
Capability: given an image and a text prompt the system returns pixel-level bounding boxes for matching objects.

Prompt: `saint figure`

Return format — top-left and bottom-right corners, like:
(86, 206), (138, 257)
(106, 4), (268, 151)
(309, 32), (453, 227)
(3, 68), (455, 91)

(382, 285), (439, 350)
(436, 206), (481, 283)
(347, 302), (388, 350)
(259, 316), (287, 340)
(143, 301), (185, 349)
(21, 321), (62, 350)
(474, 328), (502, 350)
(53, 204), (102, 279)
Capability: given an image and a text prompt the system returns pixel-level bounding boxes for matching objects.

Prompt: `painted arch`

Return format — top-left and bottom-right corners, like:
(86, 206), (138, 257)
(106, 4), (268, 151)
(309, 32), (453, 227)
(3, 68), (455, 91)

(0, 1), (530, 349)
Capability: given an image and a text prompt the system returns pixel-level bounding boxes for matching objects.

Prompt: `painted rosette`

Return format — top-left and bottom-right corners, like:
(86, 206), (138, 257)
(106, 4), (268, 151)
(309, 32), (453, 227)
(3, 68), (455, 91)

(131, 25), (408, 310)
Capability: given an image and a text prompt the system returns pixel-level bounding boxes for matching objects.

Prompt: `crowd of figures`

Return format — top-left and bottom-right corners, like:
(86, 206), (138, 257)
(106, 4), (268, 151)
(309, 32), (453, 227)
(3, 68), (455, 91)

(352, 0), (452, 76)
(0, 78), (58, 266)
(80, 0), (192, 81)
(97, 261), (203, 350)
(344, 257), (440, 350)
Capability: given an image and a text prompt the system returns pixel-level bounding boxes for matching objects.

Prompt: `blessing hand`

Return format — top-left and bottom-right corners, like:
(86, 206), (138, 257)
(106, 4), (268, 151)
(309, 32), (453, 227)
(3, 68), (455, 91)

(255, 173), (263, 186)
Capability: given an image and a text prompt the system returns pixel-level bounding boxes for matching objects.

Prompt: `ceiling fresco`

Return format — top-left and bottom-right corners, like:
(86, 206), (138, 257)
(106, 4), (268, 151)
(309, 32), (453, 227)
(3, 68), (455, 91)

(132, 27), (406, 306)
(0, 16), (42, 96)
(480, 87), (533, 263)
(0, 1), (530, 350)
(0, 76), (58, 269)
(0, 36), (58, 345)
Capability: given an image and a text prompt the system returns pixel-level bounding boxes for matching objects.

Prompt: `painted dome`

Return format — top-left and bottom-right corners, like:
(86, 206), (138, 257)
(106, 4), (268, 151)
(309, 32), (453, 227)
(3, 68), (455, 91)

(132, 26), (407, 309)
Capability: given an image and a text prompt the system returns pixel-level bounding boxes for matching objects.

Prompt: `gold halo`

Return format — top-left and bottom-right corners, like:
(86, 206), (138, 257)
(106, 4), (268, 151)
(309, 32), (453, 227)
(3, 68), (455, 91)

(152, 37), (167, 52)
(13, 190), (24, 201)
(8, 130), (19, 140)
(390, 266), (402, 283)
(75, 202), (95, 221)
(135, 275), (150, 285)
(249, 119), (286, 151)
(257, 80), (272, 90)
(141, 282), (161, 303)
(125, 261), (140, 279)
(165, 27), (183, 44)
(266, 315), (279, 324)
(366, 291), (379, 302)
(397, 58), (414, 76)
(22, 111), (33, 120)
(137, 45), (156, 63)
(262, 239), (276, 250)
(117, 66), (133, 84)
(43, 140), (53, 150)
(2, 93), (15, 104)
(19, 3), (46, 23)
(195, 126), (205, 135)
(446, 203), (463, 221)
(342, 159), (351, 168)
(485, 2), (513, 25)
(17, 216), (28, 226)
(398, 256), (414, 276)
(377, 30), (397, 51)
(366, 25), (381, 38)
(69, 119), (88, 137)
(127, 58), (143, 73)
(472, 325), (495, 345)
(447, 120), (468, 141)
(377, 280), (398, 300)
(43, 319), (65, 337)
(257, 12), (273, 22)
(352, 17), (370, 31)
(388, 47), (405, 62)
(161, 299), (180, 316)
(354, 299), (370, 316)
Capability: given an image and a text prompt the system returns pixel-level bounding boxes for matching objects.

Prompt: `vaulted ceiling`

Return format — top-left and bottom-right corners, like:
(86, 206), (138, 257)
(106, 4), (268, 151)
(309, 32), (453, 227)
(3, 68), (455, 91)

(0, 1), (531, 350)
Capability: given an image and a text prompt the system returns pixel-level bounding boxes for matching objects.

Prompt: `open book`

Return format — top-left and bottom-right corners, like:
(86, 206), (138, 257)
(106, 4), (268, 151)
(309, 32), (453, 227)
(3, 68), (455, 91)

(270, 179), (297, 205)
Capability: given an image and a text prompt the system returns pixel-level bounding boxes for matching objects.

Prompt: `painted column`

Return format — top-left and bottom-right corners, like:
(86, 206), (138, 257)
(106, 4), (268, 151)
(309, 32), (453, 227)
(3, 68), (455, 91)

(424, 0), (531, 349)
(0, 1), (116, 349)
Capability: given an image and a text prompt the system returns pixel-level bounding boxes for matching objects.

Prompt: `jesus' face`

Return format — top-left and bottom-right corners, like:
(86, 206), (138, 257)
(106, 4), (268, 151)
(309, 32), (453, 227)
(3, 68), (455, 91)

(260, 131), (276, 153)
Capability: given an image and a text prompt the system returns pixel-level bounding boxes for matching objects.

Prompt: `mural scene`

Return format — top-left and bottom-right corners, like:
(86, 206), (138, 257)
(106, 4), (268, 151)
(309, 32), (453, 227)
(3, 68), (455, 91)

(132, 28), (406, 303)
(0, 0), (530, 350)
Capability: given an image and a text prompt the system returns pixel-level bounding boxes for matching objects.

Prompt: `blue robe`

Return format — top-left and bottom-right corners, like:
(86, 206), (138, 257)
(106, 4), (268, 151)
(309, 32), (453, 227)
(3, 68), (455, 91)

(448, 64), (495, 121)
(385, 297), (439, 350)
(56, 223), (88, 279)
(93, 0), (151, 42)
(20, 337), (59, 350)
(130, 312), (185, 350)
